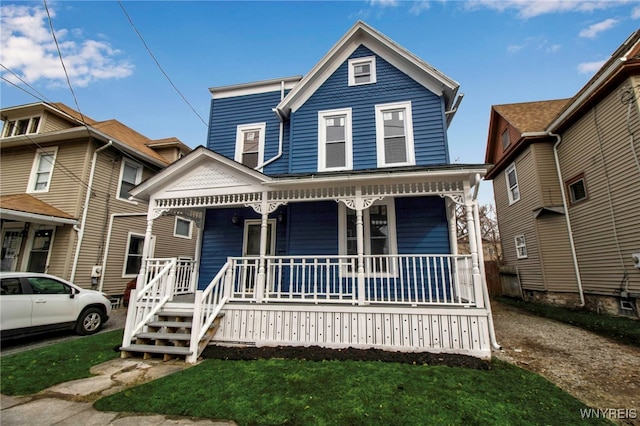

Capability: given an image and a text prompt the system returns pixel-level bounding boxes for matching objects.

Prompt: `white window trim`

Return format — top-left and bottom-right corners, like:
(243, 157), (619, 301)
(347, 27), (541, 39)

(235, 123), (266, 170)
(375, 101), (416, 168)
(242, 219), (277, 256)
(20, 227), (55, 272)
(318, 108), (353, 172)
(505, 163), (520, 205)
(117, 159), (143, 203)
(348, 56), (377, 86)
(122, 232), (145, 278)
(338, 198), (398, 277)
(174, 216), (193, 239)
(2, 115), (41, 138)
(27, 147), (58, 194)
(515, 234), (528, 259)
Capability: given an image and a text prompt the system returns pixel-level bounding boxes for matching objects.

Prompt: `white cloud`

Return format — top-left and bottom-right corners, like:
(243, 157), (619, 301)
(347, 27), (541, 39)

(578, 60), (606, 74)
(579, 18), (619, 38)
(409, 1), (431, 15)
(369, 0), (399, 7)
(632, 5), (640, 19)
(466, 0), (632, 19)
(547, 44), (561, 53)
(0, 4), (133, 88)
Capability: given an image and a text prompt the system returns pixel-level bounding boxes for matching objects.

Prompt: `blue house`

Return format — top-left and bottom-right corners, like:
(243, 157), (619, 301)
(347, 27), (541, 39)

(121, 22), (496, 363)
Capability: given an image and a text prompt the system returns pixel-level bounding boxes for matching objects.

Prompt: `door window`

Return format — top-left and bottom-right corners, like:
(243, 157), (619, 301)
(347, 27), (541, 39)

(1, 230), (23, 272)
(27, 229), (53, 273)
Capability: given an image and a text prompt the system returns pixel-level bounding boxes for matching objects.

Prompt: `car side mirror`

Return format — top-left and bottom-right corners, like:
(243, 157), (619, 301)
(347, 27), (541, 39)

(70, 289), (77, 299)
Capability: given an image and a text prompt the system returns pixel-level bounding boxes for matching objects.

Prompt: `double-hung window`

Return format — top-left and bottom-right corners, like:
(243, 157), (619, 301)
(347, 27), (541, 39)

(339, 199), (398, 274)
(28, 147), (57, 193)
(375, 101), (415, 167)
(515, 235), (527, 259)
(123, 233), (145, 277)
(235, 123), (265, 169)
(348, 56), (376, 86)
(318, 108), (352, 171)
(118, 160), (143, 201)
(505, 163), (520, 204)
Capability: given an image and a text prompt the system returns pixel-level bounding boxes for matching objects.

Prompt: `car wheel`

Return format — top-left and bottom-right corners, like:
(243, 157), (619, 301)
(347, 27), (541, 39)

(75, 307), (104, 335)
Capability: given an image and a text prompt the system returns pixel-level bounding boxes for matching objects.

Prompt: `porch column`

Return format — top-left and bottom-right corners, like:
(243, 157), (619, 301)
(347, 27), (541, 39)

(256, 194), (269, 303)
(465, 201), (484, 308)
(446, 199), (458, 255)
(355, 189), (366, 305)
(136, 215), (155, 290)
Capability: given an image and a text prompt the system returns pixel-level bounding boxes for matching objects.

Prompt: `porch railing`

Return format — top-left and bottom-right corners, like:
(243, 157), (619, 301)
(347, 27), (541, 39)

(143, 257), (197, 295)
(226, 254), (475, 306)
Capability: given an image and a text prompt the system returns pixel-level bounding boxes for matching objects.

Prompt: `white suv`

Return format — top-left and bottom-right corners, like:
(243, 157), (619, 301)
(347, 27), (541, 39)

(0, 272), (112, 339)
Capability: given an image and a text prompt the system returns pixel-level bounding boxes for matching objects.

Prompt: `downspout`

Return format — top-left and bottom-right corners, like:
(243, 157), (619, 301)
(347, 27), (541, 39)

(550, 132), (585, 306)
(70, 140), (113, 283)
(260, 80), (286, 169)
(471, 174), (501, 350)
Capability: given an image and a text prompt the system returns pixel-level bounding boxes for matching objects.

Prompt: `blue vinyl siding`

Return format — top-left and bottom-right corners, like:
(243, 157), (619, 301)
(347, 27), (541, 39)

(208, 90), (288, 174)
(395, 196), (450, 254)
(290, 45), (449, 173)
(288, 201), (338, 255)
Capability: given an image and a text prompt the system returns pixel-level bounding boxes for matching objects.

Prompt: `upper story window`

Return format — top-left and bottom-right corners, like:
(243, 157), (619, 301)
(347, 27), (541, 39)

(375, 101), (415, 168)
(501, 129), (510, 151)
(174, 217), (193, 239)
(2, 116), (41, 138)
(505, 163), (520, 205)
(318, 108), (352, 172)
(348, 56), (376, 86)
(235, 123), (265, 169)
(566, 173), (588, 205)
(27, 147), (57, 193)
(118, 160), (143, 201)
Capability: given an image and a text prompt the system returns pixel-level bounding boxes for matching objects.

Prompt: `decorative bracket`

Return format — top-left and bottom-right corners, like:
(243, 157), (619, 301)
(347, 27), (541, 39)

(439, 193), (465, 206)
(335, 196), (383, 210)
(151, 208), (170, 219)
(245, 201), (288, 215)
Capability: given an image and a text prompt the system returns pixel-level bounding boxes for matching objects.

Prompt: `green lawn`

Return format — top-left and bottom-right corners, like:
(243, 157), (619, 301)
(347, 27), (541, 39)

(0, 329), (123, 395)
(495, 296), (640, 346)
(94, 358), (611, 426)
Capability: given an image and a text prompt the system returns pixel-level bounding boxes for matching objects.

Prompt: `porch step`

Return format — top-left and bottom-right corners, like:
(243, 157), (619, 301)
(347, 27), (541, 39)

(158, 310), (194, 318)
(120, 344), (192, 359)
(148, 320), (193, 329)
(135, 332), (191, 341)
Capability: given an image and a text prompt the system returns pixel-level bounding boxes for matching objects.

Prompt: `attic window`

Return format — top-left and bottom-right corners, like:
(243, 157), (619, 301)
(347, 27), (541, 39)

(348, 56), (376, 86)
(2, 116), (41, 137)
(501, 129), (510, 150)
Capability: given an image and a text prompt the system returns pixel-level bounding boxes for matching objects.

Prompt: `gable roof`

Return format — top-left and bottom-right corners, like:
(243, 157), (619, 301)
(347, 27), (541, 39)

(276, 21), (460, 119)
(493, 99), (571, 134)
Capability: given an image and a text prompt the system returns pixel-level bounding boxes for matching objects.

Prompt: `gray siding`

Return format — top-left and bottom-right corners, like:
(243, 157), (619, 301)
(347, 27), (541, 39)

(493, 148), (545, 291)
(41, 111), (75, 133)
(557, 78), (640, 296)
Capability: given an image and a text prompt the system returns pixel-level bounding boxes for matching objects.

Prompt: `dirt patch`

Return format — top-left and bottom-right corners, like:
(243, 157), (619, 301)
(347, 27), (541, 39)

(491, 300), (640, 425)
(202, 345), (489, 370)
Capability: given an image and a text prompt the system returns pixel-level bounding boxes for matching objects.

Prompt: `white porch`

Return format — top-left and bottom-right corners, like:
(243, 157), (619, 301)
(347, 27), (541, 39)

(120, 148), (497, 363)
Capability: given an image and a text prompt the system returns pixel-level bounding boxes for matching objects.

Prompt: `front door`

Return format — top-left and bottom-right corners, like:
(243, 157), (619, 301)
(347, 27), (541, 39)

(241, 220), (275, 291)
(1, 229), (23, 272)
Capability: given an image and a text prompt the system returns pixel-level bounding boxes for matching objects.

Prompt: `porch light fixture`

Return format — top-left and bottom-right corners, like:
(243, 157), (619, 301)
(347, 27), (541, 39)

(231, 213), (240, 226)
(277, 211), (286, 224)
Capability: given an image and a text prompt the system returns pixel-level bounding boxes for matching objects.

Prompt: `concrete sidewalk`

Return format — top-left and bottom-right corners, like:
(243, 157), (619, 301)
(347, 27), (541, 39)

(0, 357), (236, 425)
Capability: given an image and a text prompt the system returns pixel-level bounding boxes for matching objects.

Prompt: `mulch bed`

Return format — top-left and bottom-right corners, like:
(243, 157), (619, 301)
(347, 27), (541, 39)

(202, 345), (490, 370)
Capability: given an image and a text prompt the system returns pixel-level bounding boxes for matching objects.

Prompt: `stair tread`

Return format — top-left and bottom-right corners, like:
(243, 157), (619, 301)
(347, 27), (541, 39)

(158, 310), (194, 317)
(135, 332), (191, 340)
(121, 344), (192, 355)
(148, 320), (193, 328)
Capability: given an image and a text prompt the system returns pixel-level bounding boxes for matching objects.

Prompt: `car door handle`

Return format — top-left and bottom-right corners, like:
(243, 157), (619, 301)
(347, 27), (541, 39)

(35, 299), (47, 303)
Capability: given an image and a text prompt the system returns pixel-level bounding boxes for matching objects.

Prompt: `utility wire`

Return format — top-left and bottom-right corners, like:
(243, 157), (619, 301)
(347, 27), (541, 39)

(117, 0), (208, 127)
(0, 64), (52, 103)
(0, 76), (45, 101)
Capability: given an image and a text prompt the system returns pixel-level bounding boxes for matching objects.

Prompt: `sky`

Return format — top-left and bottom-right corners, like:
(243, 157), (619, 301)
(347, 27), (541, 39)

(1, 0), (639, 206)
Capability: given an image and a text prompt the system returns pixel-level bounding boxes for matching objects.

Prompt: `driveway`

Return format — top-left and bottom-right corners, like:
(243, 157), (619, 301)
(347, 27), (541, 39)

(491, 300), (639, 425)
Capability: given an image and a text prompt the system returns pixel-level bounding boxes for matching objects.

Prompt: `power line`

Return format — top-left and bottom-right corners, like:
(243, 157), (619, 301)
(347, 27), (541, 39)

(117, 0), (208, 127)
(0, 76), (45, 102)
(0, 64), (52, 103)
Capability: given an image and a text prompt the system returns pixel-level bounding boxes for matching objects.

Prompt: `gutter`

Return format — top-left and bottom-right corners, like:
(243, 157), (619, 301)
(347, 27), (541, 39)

(444, 93), (464, 126)
(550, 132), (585, 306)
(70, 141), (113, 282)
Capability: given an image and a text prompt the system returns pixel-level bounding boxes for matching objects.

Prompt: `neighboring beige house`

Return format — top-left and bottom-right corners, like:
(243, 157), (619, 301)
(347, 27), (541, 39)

(0, 102), (197, 301)
(485, 30), (640, 317)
